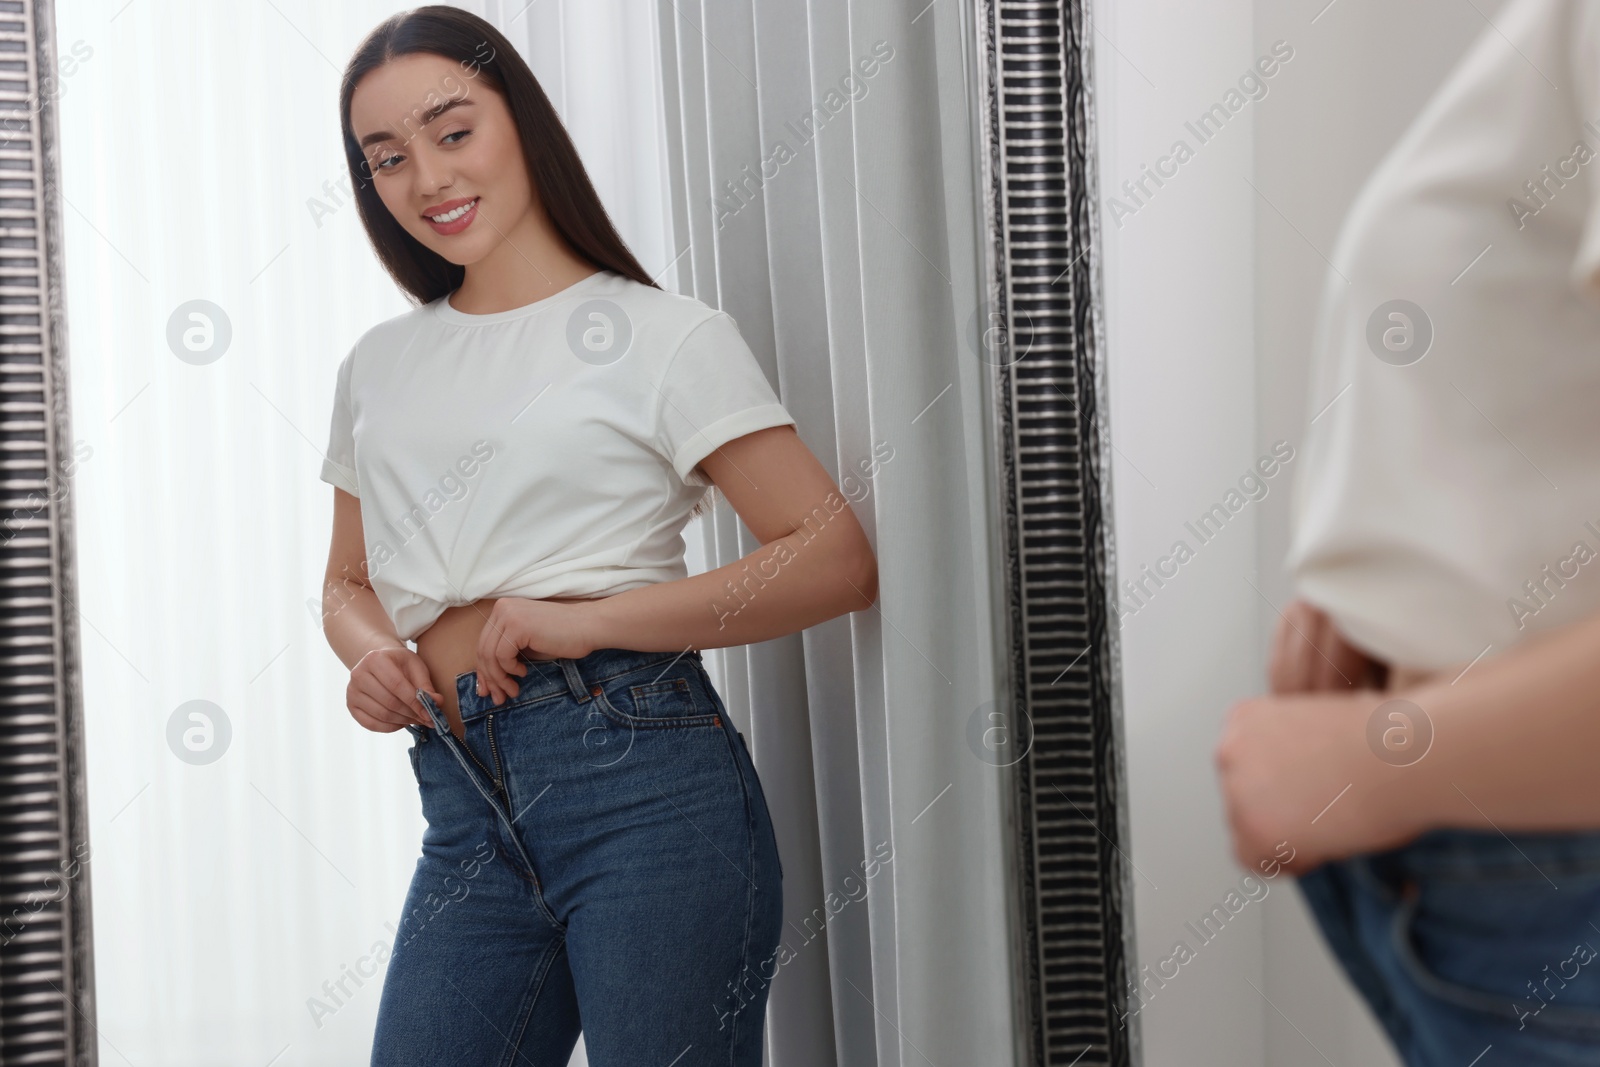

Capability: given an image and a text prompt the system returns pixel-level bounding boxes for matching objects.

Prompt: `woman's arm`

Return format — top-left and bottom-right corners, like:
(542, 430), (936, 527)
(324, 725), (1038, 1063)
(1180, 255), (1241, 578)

(1392, 608), (1600, 832)
(323, 488), (408, 667)
(324, 487), (441, 730)
(584, 424), (878, 653)
(1216, 603), (1600, 874)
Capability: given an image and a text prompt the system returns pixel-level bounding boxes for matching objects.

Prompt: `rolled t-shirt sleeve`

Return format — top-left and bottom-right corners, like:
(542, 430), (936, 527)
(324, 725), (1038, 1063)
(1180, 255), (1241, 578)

(653, 311), (796, 486)
(319, 350), (360, 497)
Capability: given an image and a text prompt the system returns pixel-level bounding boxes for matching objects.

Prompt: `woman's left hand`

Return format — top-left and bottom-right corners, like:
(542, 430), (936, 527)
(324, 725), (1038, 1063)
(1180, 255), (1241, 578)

(1214, 690), (1433, 876)
(474, 598), (603, 705)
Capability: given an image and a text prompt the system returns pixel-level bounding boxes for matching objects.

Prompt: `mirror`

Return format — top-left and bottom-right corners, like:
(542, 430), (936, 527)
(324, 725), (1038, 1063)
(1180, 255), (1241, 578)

(47, 0), (1087, 1065)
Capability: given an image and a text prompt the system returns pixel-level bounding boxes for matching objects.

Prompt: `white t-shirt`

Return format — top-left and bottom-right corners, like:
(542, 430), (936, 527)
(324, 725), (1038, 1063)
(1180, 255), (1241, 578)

(319, 269), (796, 642)
(1286, 0), (1600, 670)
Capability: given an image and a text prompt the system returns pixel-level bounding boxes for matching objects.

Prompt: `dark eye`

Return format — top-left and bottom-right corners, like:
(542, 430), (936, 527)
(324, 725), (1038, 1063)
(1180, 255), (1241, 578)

(442, 129), (470, 145)
(374, 153), (403, 172)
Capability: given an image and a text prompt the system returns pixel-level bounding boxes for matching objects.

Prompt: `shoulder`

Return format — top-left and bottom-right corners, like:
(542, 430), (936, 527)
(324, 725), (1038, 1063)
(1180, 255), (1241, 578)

(594, 278), (766, 395)
(339, 300), (439, 386)
(595, 273), (729, 340)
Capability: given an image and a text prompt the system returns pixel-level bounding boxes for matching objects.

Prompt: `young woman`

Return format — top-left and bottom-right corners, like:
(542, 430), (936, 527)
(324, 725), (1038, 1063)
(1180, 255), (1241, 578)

(319, 9), (877, 1064)
(1215, 2), (1600, 1063)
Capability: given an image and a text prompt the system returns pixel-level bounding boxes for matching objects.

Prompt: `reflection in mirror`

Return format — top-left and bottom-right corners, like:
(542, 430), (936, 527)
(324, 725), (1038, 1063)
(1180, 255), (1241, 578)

(1103, 0), (1600, 1065)
(43, 0), (1123, 1064)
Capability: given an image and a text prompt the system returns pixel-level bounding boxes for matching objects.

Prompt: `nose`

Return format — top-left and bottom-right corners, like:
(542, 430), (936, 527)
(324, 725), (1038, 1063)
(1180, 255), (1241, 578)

(409, 150), (452, 203)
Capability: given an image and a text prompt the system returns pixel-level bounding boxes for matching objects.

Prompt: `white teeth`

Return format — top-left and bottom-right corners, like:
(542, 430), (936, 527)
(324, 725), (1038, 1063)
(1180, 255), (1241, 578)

(428, 198), (477, 223)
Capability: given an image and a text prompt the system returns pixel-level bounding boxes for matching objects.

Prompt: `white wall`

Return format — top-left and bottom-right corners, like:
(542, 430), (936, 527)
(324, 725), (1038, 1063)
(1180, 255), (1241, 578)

(1100, 0), (1512, 1065)
(1093, 0), (1267, 1062)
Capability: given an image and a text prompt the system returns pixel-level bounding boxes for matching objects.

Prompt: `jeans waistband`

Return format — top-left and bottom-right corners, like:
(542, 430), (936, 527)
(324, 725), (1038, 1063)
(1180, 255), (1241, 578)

(1370, 827), (1600, 880)
(450, 646), (703, 723)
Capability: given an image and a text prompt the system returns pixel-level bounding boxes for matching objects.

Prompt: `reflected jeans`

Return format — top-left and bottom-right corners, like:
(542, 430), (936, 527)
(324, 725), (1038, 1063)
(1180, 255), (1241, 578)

(369, 647), (784, 1066)
(1297, 828), (1600, 1066)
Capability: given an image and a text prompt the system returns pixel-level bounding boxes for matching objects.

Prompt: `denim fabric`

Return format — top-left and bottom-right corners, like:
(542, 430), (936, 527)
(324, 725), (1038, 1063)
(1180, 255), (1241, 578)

(369, 646), (784, 1066)
(1297, 828), (1600, 1066)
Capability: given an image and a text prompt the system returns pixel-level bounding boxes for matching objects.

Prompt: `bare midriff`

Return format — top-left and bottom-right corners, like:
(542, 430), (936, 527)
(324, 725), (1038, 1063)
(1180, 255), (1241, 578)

(412, 595), (597, 738)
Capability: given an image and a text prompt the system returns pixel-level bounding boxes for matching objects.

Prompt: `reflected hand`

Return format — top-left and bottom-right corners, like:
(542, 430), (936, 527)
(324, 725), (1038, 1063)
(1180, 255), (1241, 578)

(474, 598), (602, 705)
(348, 647), (442, 733)
(1214, 691), (1424, 875)
(1268, 598), (1384, 694)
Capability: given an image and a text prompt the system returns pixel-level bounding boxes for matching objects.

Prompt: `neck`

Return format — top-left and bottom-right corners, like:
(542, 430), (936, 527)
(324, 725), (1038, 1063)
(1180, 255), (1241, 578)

(449, 201), (599, 314)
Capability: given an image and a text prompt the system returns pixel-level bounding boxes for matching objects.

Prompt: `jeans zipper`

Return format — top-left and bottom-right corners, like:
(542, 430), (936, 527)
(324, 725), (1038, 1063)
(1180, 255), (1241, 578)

(485, 712), (507, 806)
(454, 720), (506, 807)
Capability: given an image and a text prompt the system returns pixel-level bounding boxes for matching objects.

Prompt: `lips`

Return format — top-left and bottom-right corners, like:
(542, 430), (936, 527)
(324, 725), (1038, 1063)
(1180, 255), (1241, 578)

(423, 196), (476, 219)
(424, 196), (480, 235)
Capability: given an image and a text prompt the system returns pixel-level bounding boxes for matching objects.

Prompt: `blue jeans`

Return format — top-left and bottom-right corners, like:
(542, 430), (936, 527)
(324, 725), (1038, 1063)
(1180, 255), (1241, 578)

(369, 647), (784, 1066)
(1296, 828), (1600, 1066)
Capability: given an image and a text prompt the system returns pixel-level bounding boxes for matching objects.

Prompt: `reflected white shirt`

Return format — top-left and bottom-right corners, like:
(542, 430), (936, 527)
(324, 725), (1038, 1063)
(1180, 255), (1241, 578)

(1287, 0), (1600, 668)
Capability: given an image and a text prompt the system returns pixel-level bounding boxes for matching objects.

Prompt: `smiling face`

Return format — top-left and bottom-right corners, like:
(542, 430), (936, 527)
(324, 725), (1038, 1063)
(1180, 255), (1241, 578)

(349, 52), (536, 266)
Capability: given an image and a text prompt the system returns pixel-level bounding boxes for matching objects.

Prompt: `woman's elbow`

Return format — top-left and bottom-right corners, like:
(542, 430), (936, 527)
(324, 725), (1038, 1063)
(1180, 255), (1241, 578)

(846, 546), (878, 610)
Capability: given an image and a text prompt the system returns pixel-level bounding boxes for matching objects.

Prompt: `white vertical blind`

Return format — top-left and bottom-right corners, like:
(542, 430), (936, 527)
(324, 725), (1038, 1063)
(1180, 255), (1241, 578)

(654, 1), (1020, 1064)
(61, 1), (659, 1063)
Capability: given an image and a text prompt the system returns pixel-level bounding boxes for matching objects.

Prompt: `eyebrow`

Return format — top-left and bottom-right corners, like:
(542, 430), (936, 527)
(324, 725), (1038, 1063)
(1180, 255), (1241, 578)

(358, 97), (475, 150)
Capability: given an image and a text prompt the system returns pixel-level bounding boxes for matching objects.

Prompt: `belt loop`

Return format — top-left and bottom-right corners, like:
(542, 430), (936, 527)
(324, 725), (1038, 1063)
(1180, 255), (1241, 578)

(557, 658), (590, 702)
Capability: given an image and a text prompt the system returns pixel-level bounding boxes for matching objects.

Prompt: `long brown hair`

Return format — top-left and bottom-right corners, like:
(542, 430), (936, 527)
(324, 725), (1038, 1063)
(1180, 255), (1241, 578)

(340, 8), (725, 514)
(338, 5), (660, 307)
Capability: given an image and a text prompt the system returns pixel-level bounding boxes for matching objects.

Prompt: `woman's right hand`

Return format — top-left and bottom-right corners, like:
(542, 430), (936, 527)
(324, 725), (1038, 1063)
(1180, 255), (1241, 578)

(347, 646), (444, 733)
(1267, 598), (1383, 694)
